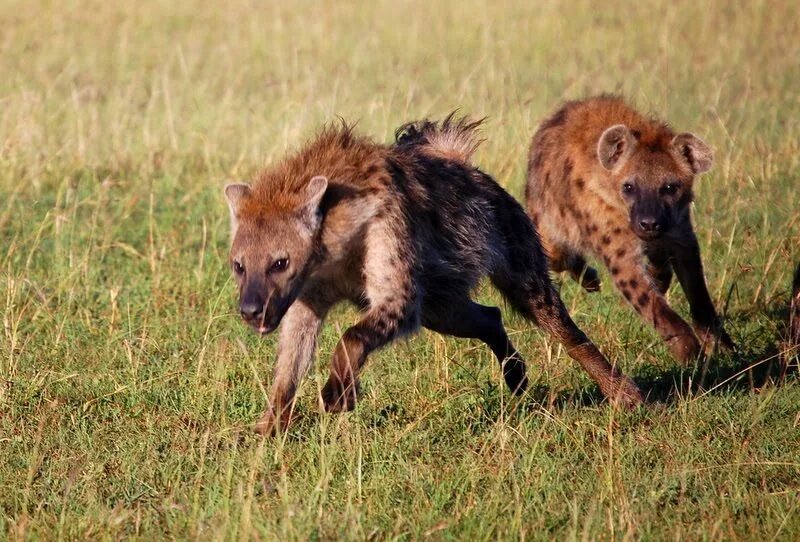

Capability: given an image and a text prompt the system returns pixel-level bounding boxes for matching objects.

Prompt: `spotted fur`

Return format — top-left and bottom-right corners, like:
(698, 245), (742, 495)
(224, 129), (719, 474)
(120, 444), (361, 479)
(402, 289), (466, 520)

(526, 96), (734, 364)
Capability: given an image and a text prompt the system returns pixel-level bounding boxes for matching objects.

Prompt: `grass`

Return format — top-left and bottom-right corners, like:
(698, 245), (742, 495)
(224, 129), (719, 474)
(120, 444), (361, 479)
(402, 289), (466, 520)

(1, 0), (799, 539)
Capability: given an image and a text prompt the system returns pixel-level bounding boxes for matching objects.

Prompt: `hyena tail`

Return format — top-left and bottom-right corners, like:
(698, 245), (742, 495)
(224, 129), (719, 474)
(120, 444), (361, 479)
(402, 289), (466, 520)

(394, 112), (485, 164)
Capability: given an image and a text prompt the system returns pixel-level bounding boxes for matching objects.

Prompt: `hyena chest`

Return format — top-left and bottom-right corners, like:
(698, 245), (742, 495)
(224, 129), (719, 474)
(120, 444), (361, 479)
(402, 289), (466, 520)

(311, 257), (369, 307)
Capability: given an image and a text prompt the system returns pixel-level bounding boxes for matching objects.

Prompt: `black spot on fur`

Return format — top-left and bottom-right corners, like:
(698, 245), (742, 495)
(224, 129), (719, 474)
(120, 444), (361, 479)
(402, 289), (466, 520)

(629, 279), (639, 289)
(563, 158), (573, 178)
(601, 235), (612, 245)
(615, 248), (626, 258)
(575, 178), (585, 190)
(637, 292), (650, 306)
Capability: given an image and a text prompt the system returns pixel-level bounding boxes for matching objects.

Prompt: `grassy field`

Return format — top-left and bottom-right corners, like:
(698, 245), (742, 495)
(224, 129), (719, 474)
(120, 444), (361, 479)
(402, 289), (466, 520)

(2, 0), (799, 539)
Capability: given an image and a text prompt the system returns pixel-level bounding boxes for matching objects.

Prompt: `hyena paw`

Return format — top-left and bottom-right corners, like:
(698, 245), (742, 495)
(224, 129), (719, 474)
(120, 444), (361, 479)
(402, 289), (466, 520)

(695, 326), (736, 355)
(502, 355), (529, 395)
(580, 267), (602, 293)
(321, 378), (359, 413)
(667, 333), (702, 365)
(252, 407), (293, 436)
(609, 377), (645, 410)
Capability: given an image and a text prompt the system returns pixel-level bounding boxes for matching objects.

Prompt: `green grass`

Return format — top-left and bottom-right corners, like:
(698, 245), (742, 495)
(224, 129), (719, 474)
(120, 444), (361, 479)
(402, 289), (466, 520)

(2, 0), (800, 539)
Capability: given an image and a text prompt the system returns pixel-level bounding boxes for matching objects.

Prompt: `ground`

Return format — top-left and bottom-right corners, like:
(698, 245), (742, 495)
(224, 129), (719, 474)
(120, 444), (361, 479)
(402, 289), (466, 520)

(1, 1), (799, 540)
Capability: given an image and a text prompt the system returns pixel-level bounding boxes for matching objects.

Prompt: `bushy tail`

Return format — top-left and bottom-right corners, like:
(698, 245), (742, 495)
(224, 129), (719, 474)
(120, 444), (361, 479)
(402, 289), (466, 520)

(394, 112), (485, 164)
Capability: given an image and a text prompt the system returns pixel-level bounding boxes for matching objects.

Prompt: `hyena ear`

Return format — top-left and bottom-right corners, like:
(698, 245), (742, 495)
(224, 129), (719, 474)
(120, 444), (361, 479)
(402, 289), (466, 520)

(224, 183), (251, 233)
(301, 175), (328, 216)
(672, 132), (713, 174)
(597, 124), (635, 171)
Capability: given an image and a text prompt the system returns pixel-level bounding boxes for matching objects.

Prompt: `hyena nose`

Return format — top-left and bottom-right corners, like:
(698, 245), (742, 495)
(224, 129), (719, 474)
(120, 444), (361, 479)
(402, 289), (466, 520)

(639, 218), (661, 232)
(240, 301), (263, 319)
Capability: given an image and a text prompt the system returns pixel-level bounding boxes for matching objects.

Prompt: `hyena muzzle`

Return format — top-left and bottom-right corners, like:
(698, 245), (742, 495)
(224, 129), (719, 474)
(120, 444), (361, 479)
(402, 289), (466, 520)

(526, 95), (734, 364)
(224, 115), (643, 435)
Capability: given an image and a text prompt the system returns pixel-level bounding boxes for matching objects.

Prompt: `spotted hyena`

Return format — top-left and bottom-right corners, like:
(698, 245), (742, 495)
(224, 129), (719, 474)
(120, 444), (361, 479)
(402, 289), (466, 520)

(526, 95), (734, 364)
(224, 115), (643, 434)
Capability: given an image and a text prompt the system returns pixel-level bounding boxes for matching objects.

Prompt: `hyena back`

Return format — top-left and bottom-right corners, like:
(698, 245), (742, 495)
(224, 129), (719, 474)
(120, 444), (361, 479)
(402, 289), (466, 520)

(526, 95), (734, 364)
(225, 115), (643, 434)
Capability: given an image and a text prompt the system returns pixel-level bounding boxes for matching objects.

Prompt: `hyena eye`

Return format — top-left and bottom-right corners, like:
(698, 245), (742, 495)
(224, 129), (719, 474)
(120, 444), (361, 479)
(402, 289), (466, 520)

(622, 182), (635, 194)
(233, 261), (244, 275)
(661, 183), (680, 195)
(270, 258), (289, 273)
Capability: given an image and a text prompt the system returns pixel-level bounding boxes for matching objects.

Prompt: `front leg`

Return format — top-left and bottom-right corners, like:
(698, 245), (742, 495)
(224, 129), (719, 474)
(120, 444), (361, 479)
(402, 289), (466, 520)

(321, 295), (420, 413)
(253, 295), (330, 435)
(602, 238), (701, 364)
(321, 215), (420, 412)
(671, 231), (734, 353)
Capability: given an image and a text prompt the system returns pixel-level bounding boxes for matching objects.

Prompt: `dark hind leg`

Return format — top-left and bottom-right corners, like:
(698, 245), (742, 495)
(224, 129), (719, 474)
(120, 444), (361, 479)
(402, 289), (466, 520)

(565, 253), (601, 293)
(544, 240), (600, 293)
(423, 299), (528, 394)
(492, 273), (643, 408)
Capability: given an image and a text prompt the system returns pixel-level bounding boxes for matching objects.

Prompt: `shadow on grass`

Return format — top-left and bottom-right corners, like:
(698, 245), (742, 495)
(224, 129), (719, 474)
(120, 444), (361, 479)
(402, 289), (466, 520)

(523, 303), (800, 412)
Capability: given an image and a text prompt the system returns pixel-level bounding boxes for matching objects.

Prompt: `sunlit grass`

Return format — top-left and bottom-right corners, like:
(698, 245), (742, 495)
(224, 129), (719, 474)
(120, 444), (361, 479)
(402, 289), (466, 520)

(1, 0), (799, 539)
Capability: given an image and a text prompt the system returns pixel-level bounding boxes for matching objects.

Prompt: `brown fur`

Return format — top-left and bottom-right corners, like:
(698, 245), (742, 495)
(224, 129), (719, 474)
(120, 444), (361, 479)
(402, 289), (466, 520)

(225, 117), (644, 435)
(526, 96), (734, 364)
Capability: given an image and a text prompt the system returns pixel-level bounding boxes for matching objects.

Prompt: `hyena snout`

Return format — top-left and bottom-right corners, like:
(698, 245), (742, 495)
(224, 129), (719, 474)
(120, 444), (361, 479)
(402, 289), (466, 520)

(239, 299), (264, 319)
(238, 288), (278, 334)
(631, 200), (671, 240)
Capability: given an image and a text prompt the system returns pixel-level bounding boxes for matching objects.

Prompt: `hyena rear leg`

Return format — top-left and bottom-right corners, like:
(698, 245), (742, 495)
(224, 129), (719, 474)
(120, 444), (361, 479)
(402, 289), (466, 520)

(605, 243), (701, 364)
(422, 298), (528, 394)
(565, 252), (601, 293)
(544, 239), (600, 292)
(493, 274), (644, 408)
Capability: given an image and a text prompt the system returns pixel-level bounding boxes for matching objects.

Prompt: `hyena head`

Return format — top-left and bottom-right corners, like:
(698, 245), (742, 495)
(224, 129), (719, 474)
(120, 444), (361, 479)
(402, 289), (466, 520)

(223, 175), (328, 335)
(597, 125), (713, 241)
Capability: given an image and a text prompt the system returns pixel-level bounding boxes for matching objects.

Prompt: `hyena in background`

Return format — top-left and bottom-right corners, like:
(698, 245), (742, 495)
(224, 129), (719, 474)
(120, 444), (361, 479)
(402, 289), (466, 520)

(526, 96), (734, 364)
(224, 115), (643, 434)
(790, 264), (800, 357)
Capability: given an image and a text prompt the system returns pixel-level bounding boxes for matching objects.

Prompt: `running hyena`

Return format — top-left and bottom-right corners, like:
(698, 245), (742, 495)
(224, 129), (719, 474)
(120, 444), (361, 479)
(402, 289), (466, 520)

(224, 115), (643, 434)
(526, 95), (734, 364)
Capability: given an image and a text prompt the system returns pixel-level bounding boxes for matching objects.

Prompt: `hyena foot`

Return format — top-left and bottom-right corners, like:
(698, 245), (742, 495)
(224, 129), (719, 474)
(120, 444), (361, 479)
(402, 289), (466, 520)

(253, 405), (294, 436)
(575, 266), (601, 293)
(561, 252), (600, 293)
(666, 332), (702, 365)
(501, 353), (529, 395)
(320, 377), (360, 413)
(694, 326), (735, 356)
(607, 376), (646, 409)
